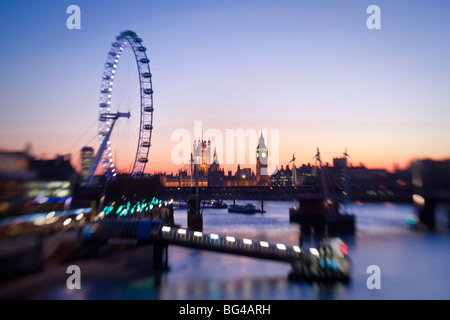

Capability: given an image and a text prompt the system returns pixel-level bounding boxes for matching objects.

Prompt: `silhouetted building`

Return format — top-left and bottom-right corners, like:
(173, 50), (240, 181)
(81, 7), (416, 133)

(208, 149), (224, 186)
(0, 149), (34, 180)
(0, 150), (76, 216)
(81, 146), (94, 177)
(271, 165), (293, 186)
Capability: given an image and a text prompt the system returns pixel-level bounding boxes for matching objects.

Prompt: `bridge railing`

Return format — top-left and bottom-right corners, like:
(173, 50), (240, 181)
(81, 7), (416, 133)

(81, 219), (351, 281)
(158, 225), (309, 263)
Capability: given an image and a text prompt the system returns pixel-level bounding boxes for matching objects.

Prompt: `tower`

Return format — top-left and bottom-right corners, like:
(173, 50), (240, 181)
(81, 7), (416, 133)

(81, 146), (94, 177)
(208, 148), (224, 186)
(193, 138), (212, 179)
(256, 132), (270, 186)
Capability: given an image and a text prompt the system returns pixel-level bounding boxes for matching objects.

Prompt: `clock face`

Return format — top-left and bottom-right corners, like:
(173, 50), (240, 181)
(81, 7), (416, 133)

(261, 152), (267, 158)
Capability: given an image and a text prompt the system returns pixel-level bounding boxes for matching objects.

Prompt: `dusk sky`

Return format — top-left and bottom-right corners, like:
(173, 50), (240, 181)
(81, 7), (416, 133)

(0, 1), (449, 174)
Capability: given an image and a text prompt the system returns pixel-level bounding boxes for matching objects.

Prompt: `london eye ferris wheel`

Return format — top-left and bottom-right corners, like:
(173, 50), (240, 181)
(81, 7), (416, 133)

(84, 30), (154, 184)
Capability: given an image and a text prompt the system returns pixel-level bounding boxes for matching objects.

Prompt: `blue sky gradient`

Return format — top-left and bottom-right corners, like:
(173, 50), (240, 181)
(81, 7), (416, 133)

(0, 1), (449, 172)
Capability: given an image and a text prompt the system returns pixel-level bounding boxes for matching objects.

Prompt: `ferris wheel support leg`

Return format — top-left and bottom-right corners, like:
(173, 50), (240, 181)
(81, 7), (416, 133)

(83, 119), (118, 186)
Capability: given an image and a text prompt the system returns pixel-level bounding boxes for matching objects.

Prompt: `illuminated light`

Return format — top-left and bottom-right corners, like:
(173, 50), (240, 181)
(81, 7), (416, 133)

(310, 248), (319, 256)
(169, 199), (173, 204)
(406, 214), (419, 226)
(243, 239), (252, 245)
(226, 236), (235, 242)
(158, 203), (162, 208)
(413, 194), (425, 206)
(63, 218), (72, 226)
(193, 231), (203, 237)
(161, 226), (171, 232)
(260, 241), (269, 248)
(293, 246), (301, 253)
(34, 216), (46, 226)
(36, 196), (49, 204)
(46, 217), (58, 224)
(99, 211), (105, 218)
(210, 234), (219, 240)
(177, 229), (186, 235)
(276, 243), (286, 250)
(340, 242), (348, 255)
(150, 204), (153, 209)
(76, 213), (83, 221)
(62, 181), (70, 188)
(46, 211), (56, 219)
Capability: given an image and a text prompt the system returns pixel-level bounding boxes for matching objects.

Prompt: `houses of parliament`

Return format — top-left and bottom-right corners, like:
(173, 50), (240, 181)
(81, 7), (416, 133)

(163, 133), (273, 187)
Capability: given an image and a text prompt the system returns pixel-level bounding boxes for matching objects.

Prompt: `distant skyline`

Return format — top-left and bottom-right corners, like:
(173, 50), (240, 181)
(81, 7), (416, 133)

(1, 1), (449, 174)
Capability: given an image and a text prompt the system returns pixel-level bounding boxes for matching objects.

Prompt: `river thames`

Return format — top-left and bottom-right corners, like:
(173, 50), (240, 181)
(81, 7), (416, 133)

(76, 201), (450, 300)
(3, 201), (448, 300)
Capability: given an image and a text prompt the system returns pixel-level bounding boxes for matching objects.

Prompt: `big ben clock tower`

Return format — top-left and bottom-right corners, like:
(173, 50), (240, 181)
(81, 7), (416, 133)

(256, 132), (270, 186)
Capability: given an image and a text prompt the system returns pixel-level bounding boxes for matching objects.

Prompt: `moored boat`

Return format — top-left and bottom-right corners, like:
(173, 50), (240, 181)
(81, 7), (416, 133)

(228, 203), (257, 214)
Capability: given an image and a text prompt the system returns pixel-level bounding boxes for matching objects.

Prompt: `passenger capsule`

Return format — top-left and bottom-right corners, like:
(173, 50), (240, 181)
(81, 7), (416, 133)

(143, 124), (153, 130)
(143, 88), (153, 94)
(138, 157), (148, 163)
(140, 58), (150, 63)
(141, 141), (151, 147)
(105, 62), (114, 68)
(142, 72), (152, 78)
(137, 46), (146, 52)
(134, 38), (143, 43)
(101, 88), (109, 93)
(144, 106), (154, 112)
(99, 103), (108, 108)
(121, 30), (137, 38)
